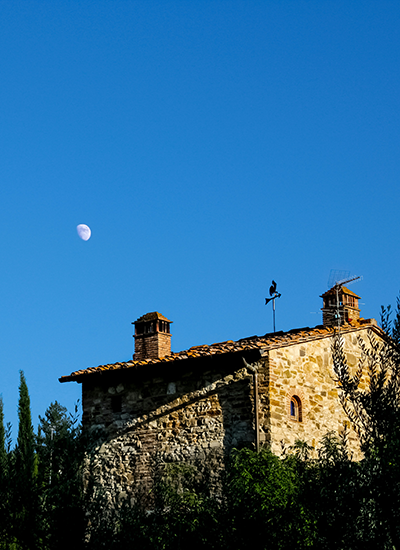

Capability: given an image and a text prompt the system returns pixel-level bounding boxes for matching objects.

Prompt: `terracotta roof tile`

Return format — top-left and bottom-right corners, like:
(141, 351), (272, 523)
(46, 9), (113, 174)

(59, 318), (381, 383)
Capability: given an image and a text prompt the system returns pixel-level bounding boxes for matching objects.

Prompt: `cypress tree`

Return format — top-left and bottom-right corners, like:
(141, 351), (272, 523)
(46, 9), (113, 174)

(17, 370), (35, 479)
(14, 370), (40, 549)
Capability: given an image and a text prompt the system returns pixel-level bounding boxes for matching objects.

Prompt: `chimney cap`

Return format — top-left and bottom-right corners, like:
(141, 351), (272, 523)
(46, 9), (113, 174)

(133, 312), (172, 325)
(320, 286), (361, 299)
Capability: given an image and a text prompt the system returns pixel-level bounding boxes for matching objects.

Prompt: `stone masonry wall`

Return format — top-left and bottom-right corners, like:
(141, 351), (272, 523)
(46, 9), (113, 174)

(83, 360), (255, 502)
(267, 327), (373, 457)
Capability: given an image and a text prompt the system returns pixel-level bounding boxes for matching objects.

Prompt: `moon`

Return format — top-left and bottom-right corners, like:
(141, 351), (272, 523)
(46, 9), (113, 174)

(77, 224), (91, 241)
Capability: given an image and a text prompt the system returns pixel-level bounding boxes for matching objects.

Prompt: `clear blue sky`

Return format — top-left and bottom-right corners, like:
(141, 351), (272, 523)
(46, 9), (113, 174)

(1, 0), (399, 437)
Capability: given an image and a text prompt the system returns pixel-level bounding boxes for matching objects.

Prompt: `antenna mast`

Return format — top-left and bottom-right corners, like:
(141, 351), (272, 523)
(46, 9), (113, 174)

(265, 280), (281, 333)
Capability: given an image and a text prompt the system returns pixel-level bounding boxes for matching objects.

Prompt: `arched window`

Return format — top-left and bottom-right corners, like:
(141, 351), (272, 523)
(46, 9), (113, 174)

(290, 395), (302, 422)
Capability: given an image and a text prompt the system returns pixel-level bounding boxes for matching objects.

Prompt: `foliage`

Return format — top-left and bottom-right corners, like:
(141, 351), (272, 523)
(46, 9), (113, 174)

(330, 302), (400, 549)
(332, 312), (400, 458)
(0, 390), (91, 550)
(304, 432), (369, 549)
(0, 397), (10, 547)
(85, 456), (228, 550)
(0, 397), (6, 474)
(225, 447), (316, 549)
(36, 401), (88, 550)
(17, 371), (35, 472)
(10, 370), (41, 550)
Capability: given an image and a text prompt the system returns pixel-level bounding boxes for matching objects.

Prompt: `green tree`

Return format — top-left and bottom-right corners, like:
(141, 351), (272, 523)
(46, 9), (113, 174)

(16, 371), (35, 479)
(0, 397), (6, 477)
(12, 370), (41, 549)
(302, 431), (374, 549)
(226, 447), (315, 549)
(36, 401), (88, 550)
(0, 397), (12, 547)
(36, 400), (75, 486)
(331, 304), (400, 548)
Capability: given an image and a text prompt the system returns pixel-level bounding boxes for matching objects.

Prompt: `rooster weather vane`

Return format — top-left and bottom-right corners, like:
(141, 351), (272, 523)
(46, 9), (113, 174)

(265, 280), (281, 333)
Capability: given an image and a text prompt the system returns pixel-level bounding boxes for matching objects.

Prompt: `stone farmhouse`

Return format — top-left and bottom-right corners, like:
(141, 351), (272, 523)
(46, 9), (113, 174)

(60, 286), (383, 496)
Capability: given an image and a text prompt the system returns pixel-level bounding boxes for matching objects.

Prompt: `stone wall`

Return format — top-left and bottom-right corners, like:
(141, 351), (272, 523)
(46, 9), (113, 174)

(267, 328), (372, 457)
(83, 357), (256, 501)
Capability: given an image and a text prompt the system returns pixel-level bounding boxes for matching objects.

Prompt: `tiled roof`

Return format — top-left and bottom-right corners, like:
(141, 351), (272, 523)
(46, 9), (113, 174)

(59, 318), (380, 383)
(320, 286), (361, 299)
(134, 312), (172, 323)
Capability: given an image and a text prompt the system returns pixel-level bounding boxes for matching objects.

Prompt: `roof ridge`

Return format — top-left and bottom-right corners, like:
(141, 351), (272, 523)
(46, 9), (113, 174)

(60, 320), (380, 383)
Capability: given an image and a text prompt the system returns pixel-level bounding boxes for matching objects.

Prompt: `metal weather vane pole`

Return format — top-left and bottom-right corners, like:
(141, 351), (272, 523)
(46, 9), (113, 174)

(265, 280), (282, 333)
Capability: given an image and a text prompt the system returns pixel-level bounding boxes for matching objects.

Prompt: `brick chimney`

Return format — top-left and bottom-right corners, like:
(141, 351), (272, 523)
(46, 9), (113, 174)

(321, 286), (361, 327)
(133, 312), (172, 360)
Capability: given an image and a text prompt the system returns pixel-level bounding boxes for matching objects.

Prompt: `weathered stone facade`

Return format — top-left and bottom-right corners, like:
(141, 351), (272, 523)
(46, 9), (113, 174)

(61, 303), (384, 499)
(267, 331), (367, 455)
(80, 351), (258, 496)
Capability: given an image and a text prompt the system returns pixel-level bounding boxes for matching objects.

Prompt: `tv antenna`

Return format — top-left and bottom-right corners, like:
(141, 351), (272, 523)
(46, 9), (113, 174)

(265, 280), (281, 333)
(328, 270), (350, 290)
